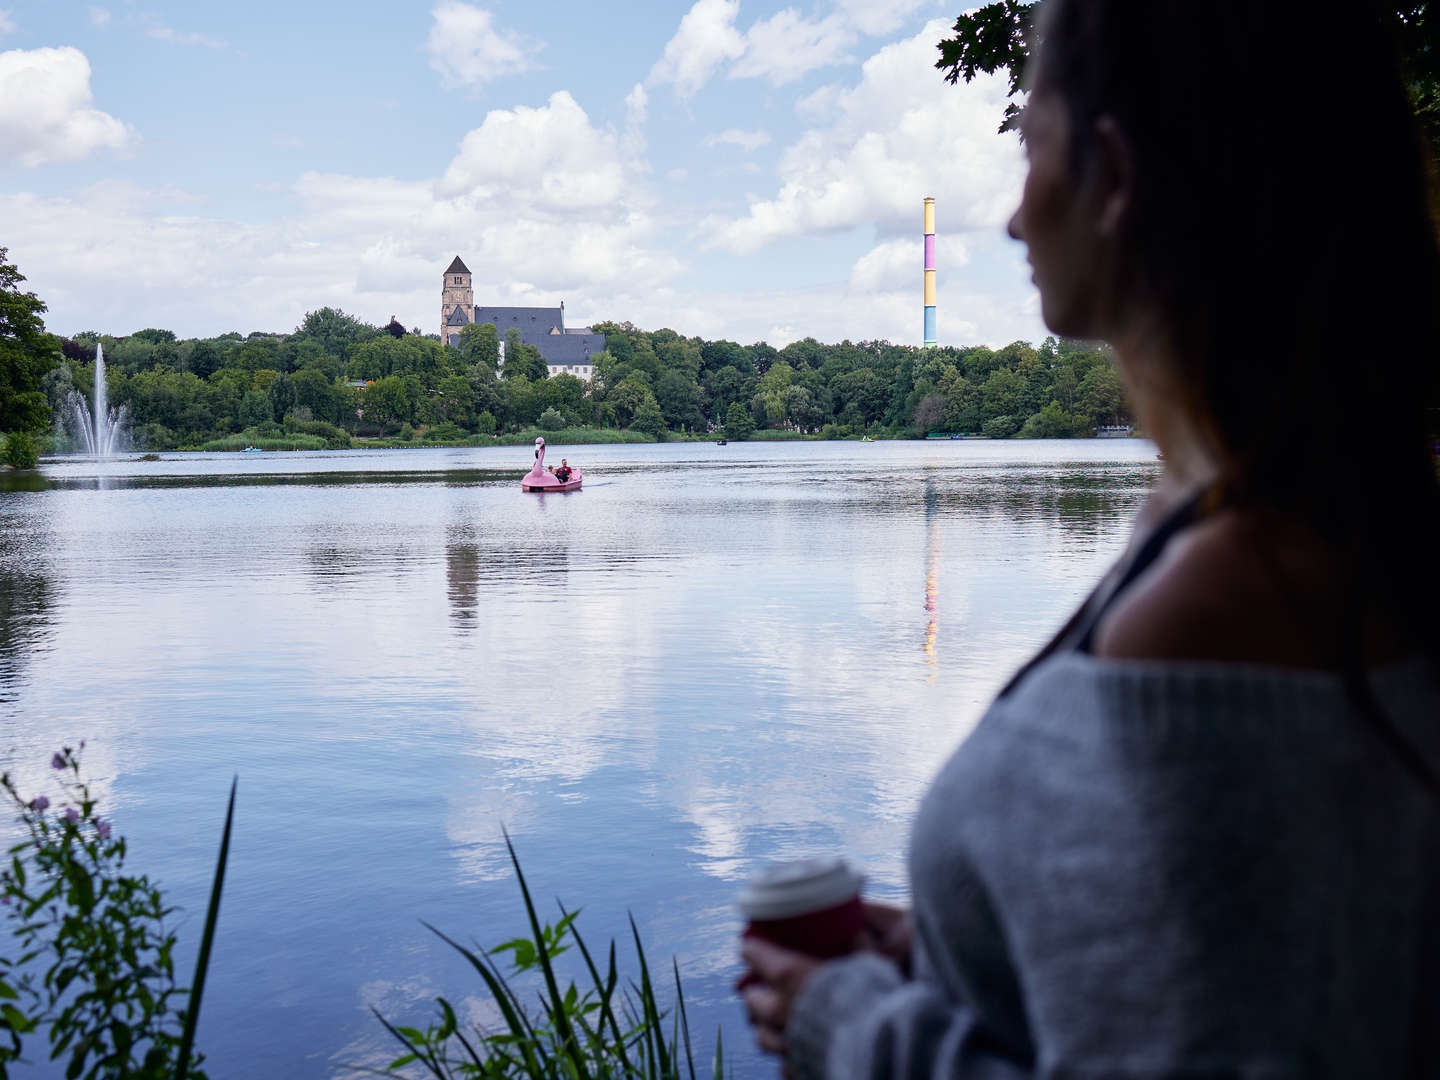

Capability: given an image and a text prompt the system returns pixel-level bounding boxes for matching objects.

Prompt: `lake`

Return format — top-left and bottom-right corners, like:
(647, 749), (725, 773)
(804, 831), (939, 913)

(0, 438), (1158, 1078)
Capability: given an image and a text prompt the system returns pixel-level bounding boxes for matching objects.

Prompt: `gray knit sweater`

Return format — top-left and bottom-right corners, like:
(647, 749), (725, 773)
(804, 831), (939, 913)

(787, 653), (1440, 1079)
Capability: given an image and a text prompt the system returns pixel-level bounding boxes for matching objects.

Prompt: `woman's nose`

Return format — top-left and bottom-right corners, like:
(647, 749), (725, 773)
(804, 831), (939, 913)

(1006, 206), (1023, 242)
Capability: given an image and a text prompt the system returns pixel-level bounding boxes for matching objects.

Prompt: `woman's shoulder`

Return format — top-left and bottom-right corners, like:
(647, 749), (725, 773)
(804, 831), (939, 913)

(1093, 509), (1410, 670)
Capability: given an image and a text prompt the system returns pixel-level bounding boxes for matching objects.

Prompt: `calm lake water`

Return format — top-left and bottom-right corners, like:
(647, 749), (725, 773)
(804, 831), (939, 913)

(0, 438), (1158, 1078)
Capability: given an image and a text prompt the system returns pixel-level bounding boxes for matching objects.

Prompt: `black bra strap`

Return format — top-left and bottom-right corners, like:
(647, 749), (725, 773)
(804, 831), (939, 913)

(996, 486), (1211, 698)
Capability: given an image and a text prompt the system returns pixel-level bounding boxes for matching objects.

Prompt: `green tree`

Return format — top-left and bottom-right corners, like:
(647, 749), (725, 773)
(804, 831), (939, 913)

(723, 402), (755, 441)
(238, 389), (271, 428)
(0, 248), (59, 435)
(631, 398), (668, 440)
(455, 322), (500, 373)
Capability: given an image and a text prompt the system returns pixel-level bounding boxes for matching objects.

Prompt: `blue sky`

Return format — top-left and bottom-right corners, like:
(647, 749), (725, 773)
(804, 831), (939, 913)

(0, 0), (1045, 348)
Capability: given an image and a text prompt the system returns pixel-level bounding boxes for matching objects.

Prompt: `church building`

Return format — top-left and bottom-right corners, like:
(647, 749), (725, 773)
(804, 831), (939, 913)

(441, 256), (607, 381)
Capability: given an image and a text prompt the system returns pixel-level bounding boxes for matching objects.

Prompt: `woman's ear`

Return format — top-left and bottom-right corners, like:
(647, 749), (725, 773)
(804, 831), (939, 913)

(1092, 114), (1135, 237)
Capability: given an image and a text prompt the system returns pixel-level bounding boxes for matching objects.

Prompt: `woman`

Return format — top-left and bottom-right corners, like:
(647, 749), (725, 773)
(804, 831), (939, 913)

(741, 0), (1440, 1075)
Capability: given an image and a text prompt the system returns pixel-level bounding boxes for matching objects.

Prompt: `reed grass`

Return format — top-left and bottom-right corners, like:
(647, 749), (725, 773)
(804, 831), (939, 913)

(368, 835), (724, 1080)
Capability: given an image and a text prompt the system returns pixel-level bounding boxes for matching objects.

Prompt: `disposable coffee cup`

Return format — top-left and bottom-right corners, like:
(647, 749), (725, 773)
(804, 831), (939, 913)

(737, 857), (865, 958)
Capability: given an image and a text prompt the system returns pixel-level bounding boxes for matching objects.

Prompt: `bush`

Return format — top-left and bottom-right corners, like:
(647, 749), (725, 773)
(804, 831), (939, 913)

(819, 423), (852, 440)
(537, 407), (566, 431)
(424, 422), (465, 442)
(475, 411), (497, 436)
(981, 414), (1022, 439)
(1018, 401), (1078, 439)
(140, 423), (178, 451)
(2, 430), (38, 469)
(398, 423), (415, 442)
(0, 747), (220, 1079)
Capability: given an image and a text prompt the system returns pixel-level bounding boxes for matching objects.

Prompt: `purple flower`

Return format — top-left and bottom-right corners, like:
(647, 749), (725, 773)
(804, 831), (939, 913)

(64, 808), (79, 825)
(50, 753), (65, 770)
(94, 819), (111, 840)
(29, 796), (49, 812)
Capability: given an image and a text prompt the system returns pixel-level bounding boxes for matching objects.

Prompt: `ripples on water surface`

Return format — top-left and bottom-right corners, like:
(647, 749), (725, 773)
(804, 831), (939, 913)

(0, 439), (1158, 1077)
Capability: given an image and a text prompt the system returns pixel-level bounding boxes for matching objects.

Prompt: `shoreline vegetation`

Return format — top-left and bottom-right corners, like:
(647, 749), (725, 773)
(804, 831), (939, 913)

(1, 249), (1135, 464)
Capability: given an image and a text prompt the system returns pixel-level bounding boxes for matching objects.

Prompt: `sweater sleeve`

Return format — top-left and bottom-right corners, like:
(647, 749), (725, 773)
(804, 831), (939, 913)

(786, 955), (1031, 1080)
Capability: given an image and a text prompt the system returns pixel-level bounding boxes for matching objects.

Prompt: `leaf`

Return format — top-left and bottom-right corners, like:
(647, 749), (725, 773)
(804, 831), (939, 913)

(173, 775), (235, 1080)
(0, 1003), (35, 1033)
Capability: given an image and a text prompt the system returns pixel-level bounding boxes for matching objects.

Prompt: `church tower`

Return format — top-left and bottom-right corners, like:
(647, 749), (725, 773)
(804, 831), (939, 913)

(441, 256), (473, 344)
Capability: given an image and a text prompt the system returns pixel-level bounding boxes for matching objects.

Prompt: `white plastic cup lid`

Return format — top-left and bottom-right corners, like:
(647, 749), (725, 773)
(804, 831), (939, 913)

(737, 857), (864, 921)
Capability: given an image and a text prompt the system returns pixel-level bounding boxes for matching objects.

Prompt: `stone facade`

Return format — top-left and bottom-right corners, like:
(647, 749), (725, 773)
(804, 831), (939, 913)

(441, 256), (473, 342)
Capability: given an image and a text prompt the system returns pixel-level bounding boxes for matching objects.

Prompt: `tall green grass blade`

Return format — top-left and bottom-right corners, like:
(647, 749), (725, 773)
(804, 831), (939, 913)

(173, 775), (235, 1080)
(369, 1007), (446, 1079)
(423, 921), (543, 1075)
(629, 915), (671, 1080)
(673, 958), (695, 1080)
(503, 831), (587, 1079)
(711, 1026), (723, 1080)
(560, 904), (633, 1074)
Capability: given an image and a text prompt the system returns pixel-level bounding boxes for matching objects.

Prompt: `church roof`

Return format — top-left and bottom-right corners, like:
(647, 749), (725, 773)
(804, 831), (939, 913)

(446, 306), (471, 325)
(445, 256), (471, 275)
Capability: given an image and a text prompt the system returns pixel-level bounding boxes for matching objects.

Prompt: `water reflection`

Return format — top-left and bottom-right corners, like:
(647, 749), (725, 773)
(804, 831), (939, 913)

(0, 510), (55, 703)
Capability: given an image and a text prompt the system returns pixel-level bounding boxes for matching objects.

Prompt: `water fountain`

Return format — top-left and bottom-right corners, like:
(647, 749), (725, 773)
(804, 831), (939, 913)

(63, 343), (131, 458)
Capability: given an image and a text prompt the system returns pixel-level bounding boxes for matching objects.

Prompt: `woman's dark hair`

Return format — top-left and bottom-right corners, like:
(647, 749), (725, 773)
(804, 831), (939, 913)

(1034, 0), (1440, 782)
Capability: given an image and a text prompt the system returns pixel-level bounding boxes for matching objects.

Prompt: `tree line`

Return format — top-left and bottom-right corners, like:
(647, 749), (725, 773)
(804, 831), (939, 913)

(2, 252), (1132, 455)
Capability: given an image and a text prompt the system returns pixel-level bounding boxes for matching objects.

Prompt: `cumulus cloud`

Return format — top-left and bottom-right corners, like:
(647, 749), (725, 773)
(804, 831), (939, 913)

(438, 91), (631, 213)
(649, 0), (937, 97)
(426, 1), (540, 89)
(0, 46), (135, 167)
(833, 0), (937, 36)
(702, 128), (771, 152)
(1, 89), (684, 338)
(701, 19), (1024, 254)
(730, 9), (854, 85)
(646, 0), (745, 98)
(624, 82), (647, 128)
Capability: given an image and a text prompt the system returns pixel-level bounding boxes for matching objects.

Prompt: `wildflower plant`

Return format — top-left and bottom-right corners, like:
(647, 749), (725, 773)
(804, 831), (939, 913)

(0, 746), (221, 1080)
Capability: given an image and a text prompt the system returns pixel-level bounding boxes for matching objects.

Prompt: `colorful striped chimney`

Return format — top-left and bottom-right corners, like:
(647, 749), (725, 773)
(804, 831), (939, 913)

(923, 197), (937, 348)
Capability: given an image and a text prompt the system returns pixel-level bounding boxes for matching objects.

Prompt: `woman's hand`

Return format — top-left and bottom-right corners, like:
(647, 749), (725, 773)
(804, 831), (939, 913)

(861, 901), (913, 974)
(739, 937), (822, 1058)
(739, 903), (913, 1059)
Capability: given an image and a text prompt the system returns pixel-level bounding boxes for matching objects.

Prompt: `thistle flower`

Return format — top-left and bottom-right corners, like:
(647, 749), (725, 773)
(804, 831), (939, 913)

(94, 819), (111, 840)
(50, 752), (65, 770)
(29, 796), (49, 812)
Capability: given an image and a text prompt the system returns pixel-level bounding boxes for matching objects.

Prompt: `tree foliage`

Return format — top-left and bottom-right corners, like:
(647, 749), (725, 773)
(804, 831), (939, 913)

(0, 248), (59, 436)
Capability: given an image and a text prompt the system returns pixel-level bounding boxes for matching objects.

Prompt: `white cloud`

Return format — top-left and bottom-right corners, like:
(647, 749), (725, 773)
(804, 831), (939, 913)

(833, 0), (937, 36)
(437, 91), (632, 214)
(701, 19), (1024, 254)
(666, 167), (689, 181)
(87, 6), (110, 28)
(426, 2), (540, 89)
(1, 89), (685, 338)
(702, 128), (771, 152)
(0, 46), (135, 167)
(0, 11), (15, 39)
(730, 9), (854, 85)
(624, 82), (647, 128)
(649, 0), (939, 98)
(141, 15), (225, 48)
(646, 0), (745, 98)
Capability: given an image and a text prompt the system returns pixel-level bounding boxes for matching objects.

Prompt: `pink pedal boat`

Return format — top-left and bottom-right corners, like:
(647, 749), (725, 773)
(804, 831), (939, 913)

(521, 437), (583, 492)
